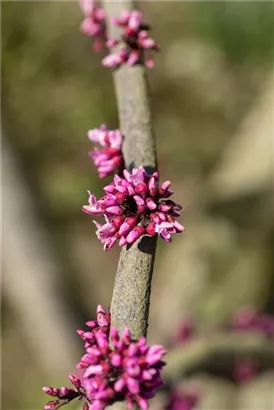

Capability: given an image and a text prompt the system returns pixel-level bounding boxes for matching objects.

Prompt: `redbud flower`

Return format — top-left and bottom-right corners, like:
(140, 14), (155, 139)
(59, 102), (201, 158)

(77, 305), (111, 353)
(102, 10), (159, 69)
(175, 318), (195, 344)
(43, 306), (111, 409)
(43, 377), (86, 410)
(231, 308), (274, 338)
(82, 328), (167, 409)
(233, 359), (257, 384)
(82, 166), (184, 250)
(166, 388), (199, 410)
(79, 0), (106, 51)
(43, 305), (167, 409)
(88, 124), (123, 178)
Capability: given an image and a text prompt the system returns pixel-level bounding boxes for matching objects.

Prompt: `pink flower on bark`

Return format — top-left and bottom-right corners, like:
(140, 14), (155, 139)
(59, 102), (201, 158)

(82, 166), (184, 250)
(77, 305), (111, 351)
(88, 124), (123, 178)
(43, 306), (166, 410)
(102, 10), (159, 68)
(82, 328), (166, 409)
(79, 0), (106, 51)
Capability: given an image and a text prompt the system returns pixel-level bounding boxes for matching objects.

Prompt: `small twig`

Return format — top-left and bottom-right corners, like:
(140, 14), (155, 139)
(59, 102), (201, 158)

(51, 399), (71, 410)
(103, 0), (158, 339)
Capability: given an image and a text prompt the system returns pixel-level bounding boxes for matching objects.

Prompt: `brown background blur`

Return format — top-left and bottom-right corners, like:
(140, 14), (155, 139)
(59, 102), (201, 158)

(2, 1), (274, 409)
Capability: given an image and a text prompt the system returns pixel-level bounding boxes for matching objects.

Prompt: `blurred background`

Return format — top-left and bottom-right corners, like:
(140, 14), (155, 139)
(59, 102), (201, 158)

(1, 1), (274, 409)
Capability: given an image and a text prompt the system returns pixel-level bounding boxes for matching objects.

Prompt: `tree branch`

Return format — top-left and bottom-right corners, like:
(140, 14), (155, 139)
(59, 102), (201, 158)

(103, 0), (158, 339)
(163, 332), (274, 383)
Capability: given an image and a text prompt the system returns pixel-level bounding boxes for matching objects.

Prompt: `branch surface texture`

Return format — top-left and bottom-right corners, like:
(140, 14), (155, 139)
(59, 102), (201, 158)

(103, 0), (158, 339)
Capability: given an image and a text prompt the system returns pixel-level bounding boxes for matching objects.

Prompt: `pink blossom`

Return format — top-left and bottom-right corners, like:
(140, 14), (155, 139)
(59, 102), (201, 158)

(82, 328), (166, 409)
(103, 9), (159, 68)
(127, 49), (141, 66)
(175, 318), (195, 344)
(87, 124), (123, 178)
(233, 359), (257, 384)
(166, 388), (199, 410)
(42, 381), (84, 410)
(79, 0), (106, 52)
(43, 305), (166, 410)
(88, 125), (122, 150)
(231, 307), (274, 338)
(79, 0), (95, 16)
(154, 221), (184, 243)
(83, 191), (104, 215)
(111, 10), (131, 27)
(77, 304), (111, 351)
(82, 166), (184, 250)
(102, 48), (129, 68)
(93, 217), (118, 250)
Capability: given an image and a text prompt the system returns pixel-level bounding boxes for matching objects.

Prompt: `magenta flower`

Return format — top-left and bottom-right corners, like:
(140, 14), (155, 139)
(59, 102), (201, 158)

(232, 307), (258, 329)
(166, 388), (199, 410)
(233, 359), (257, 384)
(82, 328), (166, 410)
(87, 124), (123, 178)
(79, 0), (106, 51)
(175, 318), (195, 345)
(77, 305), (111, 351)
(231, 308), (274, 338)
(82, 166), (184, 250)
(43, 375), (87, 410)
(43, 305), (111, 410)
(102, 10), (159, 68)
(43, 306), (166, 410)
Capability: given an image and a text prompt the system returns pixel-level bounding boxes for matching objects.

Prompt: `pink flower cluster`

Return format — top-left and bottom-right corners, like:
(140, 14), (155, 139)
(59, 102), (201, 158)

(88, 124), (123, 178)
(43, 305), (166, 410)
(233, 359), (257, 384)
(77, 304), (111, 349)
(102, 10), (159, 68)
(174, 318), (195, 345)
(232, 307), (274, 338)
(82, 328), (166, 409)
(82, 166), (184, 250)
(166, 388), (199, 410)
(79, 0), (106, 51)
(43, 376), (85, 410)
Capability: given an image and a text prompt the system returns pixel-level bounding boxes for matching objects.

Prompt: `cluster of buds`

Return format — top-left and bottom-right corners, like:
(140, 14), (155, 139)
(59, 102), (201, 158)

(82, 328), (166, 410)
(43, 376), (87, 410)
(88, 124), (123, 178)
(165, 388), (199, 410)
(102, 10), (159, 68)
(174, 318), (195, 345)
(77, 305), (111, 351)
(43, 306), (166, 410)
(233, 358), (257, 384)
(231, 307), (274, 338)
(82, 166), (184, 250)
(79, 0), (106, 51)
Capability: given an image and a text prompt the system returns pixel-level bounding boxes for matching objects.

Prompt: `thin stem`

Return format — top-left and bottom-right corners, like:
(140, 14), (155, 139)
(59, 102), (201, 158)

(103, 0), (158, 339)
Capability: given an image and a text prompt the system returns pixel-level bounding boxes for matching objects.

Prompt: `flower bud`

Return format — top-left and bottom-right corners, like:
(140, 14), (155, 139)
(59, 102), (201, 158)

(69, 374), (81, 389)
(42, 387), (55, 396)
